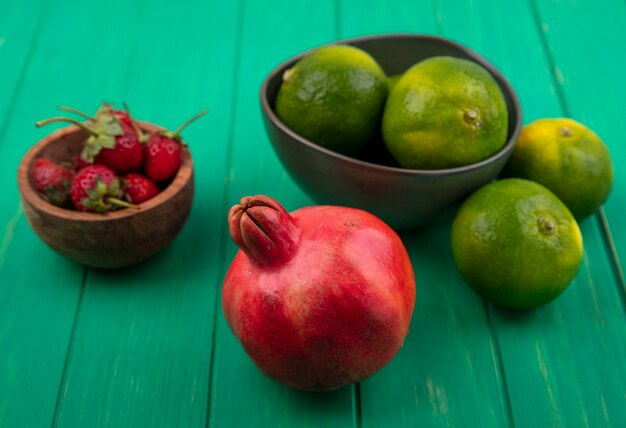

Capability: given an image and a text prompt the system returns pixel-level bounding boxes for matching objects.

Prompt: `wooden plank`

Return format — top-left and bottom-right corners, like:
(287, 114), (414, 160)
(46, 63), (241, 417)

(0, 0), (47, 136)
(338, 2), (511, 427)
(0, 0), (146, 425)
(50, 0), (240, 426)
(531, 0), (626, 287)
(490, 219), (626, 426)
(432, 0), (562, 121)
(358, 216), (513, 427)
(436, 0), (626, 425)
(0, 223), (83, 427)
(1, 2), (623, 427)
(337, 0), (439, 37)
(207, 0), (357, 426)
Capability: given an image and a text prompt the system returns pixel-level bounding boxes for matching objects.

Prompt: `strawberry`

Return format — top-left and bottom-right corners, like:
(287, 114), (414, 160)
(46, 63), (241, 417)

(123, 173), (160, 204)
(70, 164), (138, 212)
(36, 103), (143, 175)
(144, 110), (207, 182)
(74, 154), (91, 171)
(33, 158), (73, 207)
(91, 106), (143, 174)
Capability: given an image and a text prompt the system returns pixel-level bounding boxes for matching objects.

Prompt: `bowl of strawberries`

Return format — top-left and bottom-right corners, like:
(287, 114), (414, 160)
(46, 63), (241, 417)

(17, 103), (204, 268)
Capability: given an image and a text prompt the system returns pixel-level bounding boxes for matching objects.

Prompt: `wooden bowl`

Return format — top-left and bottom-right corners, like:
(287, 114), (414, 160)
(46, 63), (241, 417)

(17, 123), (194, 268)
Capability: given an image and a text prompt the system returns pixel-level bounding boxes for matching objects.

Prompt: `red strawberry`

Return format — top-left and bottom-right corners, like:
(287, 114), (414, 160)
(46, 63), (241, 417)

(36, 103), (143, 175)
(70, 164), (138, 212)
(93, 107), (143, 174)
(33, 158), (73, 207)
(74, 154), (91, 171)
(144, 110), (207, 182)
(123, 173), (160, 204)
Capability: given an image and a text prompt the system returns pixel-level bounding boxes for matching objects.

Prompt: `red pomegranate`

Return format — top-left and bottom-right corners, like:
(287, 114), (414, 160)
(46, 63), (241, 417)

(222, 195), (415, 391)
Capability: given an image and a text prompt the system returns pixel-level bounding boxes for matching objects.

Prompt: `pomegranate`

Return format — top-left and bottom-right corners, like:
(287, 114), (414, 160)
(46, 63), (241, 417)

(222, 195), (416, 391)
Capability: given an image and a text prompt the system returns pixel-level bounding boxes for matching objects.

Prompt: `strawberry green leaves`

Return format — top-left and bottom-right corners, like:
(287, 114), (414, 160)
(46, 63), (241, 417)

(81, 103), (124, 163)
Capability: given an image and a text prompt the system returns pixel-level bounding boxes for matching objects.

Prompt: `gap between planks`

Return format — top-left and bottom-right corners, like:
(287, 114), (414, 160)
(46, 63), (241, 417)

(335, 2), (364, 427)
(596, 210), (626, 312)
(485, 305), (517, 428)
(205, 0), (246, 426)
(528, 0), (626, 312)
(51, 268), (89, 428)
(430, 1), (517, 425)
(0, 0), (51, 147)
(48, 0), (144, 424)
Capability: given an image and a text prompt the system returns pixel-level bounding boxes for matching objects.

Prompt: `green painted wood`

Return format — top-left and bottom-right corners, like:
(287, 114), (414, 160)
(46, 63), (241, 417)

(49, 1), (240, 427)
(0, 0), (149, 424)
(338, 1), (511, 426)
(432, 0), (562, 121)
(0, 224), (83, 427)
(207, 0), (357, 426)
(435, 0), (626, 425)
(1, 1), (626, 426)
(531, 0), (626, 288)
(361, 216), (513, 427)
(0, 0), (47, 134)
(337, 0), (439, 37)
(490, 219), (626, 426)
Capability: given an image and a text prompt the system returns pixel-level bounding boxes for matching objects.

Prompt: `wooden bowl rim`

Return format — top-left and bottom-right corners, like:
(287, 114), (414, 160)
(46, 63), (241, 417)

(17, 122), (194, 222)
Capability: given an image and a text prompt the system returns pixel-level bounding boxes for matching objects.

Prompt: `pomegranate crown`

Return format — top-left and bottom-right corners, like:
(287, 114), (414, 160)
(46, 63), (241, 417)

(228, 195), (301, 267)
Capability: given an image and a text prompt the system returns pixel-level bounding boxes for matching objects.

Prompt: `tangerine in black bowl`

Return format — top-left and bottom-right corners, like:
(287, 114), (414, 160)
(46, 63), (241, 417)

(261, 34), (522, 230)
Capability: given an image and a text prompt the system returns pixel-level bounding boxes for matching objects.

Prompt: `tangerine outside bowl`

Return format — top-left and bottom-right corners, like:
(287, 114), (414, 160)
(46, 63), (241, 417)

(17, 123), (194, 268)
(260, 34), (522, 230)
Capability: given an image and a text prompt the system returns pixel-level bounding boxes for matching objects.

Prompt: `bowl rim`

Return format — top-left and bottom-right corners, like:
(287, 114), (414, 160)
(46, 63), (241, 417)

(260, 33), (523, 177)
(17, 121), (194, 222)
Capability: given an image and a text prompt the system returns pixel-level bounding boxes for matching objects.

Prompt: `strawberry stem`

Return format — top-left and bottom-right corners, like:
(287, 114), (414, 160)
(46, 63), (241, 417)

(171, 109), (208, 139)
(123, 102), (148, 143)
(132, 120), (148, 143)
(106, 197), (140, 210)
(58, 106), (94, 121)
(36, 117), (98, 136)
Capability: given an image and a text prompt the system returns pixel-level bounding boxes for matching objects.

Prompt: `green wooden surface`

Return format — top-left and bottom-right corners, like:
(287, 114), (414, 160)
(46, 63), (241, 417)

(1, 0), (625, 427)
(209, 2), (357, 426)
(52, 1), (237, 425)
(339, 2), (511, 426)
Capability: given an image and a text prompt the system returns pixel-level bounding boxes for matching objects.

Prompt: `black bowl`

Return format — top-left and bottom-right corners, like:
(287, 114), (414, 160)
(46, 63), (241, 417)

(261, 34), (522, 230)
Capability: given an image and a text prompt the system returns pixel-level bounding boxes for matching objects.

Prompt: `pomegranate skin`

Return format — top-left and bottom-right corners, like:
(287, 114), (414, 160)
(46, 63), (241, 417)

(222, 196), (415, 391)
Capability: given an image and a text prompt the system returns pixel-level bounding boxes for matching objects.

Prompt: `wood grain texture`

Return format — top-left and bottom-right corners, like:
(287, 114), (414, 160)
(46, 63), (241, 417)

(0, 0), (625, 426)
(338, 1), (511, 426)
(0, 0), (47, 137)
(0, 0), (134, 424)
(50, 0), (240, 426)
(490, 218), (626, 426)
(17, 124), (194, 268)
(0, 228), (83, 428)
(360, 216), (513, 427)
(531, 0), (626, 290)
(207, 0), (357, 426)
(436, 0), (626, 425)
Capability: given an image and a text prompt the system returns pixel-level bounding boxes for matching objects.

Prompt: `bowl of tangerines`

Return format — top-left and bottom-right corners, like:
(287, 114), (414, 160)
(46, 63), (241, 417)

(17, 103), (205, 268)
